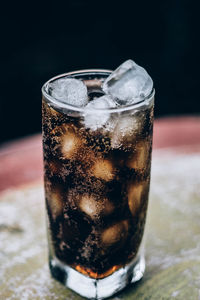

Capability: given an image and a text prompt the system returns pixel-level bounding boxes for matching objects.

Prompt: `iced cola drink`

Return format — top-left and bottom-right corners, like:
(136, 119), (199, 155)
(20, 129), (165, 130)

(42, 60), (154, 299)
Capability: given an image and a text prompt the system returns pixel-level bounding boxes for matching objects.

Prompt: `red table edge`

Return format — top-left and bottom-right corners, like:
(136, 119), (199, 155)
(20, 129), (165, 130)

(0, 116), (200, 193)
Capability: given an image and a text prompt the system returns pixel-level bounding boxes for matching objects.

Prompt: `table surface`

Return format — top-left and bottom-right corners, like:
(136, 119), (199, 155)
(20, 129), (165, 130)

(0, 116), (200, 300)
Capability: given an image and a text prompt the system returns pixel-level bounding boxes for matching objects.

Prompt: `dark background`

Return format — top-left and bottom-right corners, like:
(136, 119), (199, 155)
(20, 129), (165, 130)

(1, 0), (200, 144)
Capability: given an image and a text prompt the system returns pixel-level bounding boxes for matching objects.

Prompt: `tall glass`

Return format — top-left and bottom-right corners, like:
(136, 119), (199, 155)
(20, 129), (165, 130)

(42, 70), (154, 299)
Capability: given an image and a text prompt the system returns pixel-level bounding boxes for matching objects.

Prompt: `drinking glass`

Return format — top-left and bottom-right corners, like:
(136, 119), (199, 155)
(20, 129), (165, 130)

(42, 70), (154, 299)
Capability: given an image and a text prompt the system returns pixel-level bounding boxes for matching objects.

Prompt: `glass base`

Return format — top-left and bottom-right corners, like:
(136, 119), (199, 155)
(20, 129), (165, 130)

(49, 255), (145, 299)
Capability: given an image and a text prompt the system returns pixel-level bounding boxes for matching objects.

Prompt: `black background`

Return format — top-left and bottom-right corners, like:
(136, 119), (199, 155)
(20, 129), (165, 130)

(1, 0), (200, 143)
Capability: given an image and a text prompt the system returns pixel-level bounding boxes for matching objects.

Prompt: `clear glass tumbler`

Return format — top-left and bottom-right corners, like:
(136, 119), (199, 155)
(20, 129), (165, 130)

(42, 70), (154, 299)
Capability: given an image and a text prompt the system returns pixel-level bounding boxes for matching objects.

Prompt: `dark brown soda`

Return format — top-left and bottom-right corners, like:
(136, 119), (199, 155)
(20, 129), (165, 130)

(42, 80), (154, 279)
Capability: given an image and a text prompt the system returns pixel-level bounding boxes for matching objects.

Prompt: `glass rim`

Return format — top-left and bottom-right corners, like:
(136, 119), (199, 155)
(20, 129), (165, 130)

(42, 69), (155, 113)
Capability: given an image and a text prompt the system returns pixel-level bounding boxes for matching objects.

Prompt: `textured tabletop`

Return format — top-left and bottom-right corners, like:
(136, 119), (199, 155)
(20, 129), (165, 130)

(0, 117), (200, 299)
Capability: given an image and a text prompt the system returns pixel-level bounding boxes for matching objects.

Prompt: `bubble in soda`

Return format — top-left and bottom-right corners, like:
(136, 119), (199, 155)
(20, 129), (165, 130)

(49, 78), (88, 107)
(102, 59), (153, 105)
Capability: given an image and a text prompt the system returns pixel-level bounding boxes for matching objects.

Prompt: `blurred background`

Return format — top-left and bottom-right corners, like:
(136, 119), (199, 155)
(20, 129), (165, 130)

(1, 0), (200, 144)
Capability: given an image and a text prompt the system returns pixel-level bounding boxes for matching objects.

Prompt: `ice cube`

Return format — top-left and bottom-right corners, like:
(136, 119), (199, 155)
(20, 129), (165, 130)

(91, 159), (115, 181)
(102, 59), (153, 105)
(101, 220), (129, 247)
(127, 139), (150, 171)
(128, 181), (149, 216)
(83, 95), (116, 130)
(53, 124), (81, 160)
(79, 194), (114, 219)
(49, 78), (88, 107)
(47, 189), (63, 220)
(111, 114), (144, 149)
(61, 131), (81, 159)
